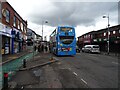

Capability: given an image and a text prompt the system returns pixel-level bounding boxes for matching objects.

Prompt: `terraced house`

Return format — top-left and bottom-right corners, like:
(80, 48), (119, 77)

(78, 24), (120, 53)
(0, 1), (27, 55)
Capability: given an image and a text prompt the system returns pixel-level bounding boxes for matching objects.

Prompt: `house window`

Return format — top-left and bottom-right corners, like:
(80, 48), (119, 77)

(18, 20), (20, 29)
(84, 36), (85, 38)
(13, 16), (16, 27)
(23, 24), (25, 32)
(91, 35), (93, 38)
(23, 25), (25, 32)
(113, 31), (116, 34)
(109, 31), (110, 35)
(24, 26), (27, 33)
(6, 9), (10, 23)
(89, 34), (90, 38)
(104, 32), (106, 36)
(21, 23), (23, 31)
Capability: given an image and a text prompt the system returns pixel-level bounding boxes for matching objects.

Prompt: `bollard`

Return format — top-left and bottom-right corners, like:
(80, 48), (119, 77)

(23, 59), (26, 68)
(3, 72), (8, 89)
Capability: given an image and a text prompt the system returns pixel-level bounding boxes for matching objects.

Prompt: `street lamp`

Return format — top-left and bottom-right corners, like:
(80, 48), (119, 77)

(42, 20), (48, 41)
(103, 14), (110, 55)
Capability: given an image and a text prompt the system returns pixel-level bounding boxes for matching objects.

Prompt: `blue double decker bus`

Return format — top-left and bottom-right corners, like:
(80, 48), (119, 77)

(49, 26), (76, 56)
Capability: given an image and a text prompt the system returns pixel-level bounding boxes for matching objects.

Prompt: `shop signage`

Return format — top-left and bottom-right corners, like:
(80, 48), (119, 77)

(0, 23), (12, 37)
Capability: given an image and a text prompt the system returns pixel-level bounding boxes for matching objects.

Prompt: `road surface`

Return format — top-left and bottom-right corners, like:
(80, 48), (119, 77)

(52, 52), (118, 88)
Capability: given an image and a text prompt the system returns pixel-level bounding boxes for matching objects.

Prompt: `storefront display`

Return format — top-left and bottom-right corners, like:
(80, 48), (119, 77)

(14, 41), (19, 53)
(1, 24), (11, 55)
(2, 35), (10, 55)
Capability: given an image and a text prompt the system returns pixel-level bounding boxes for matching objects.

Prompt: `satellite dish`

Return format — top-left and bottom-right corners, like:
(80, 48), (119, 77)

(2, 9), (6, 17)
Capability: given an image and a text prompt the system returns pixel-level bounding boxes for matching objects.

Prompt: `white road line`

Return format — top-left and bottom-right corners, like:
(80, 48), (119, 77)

(57, 62), (61, 64)
(81, 79), (87, 85)
(54, 57), (59, 60)
(73, 72), (78, 76)
(68, 68), (71, 70)
(60, 68), (66, 69)
(112, 62), (118, 65)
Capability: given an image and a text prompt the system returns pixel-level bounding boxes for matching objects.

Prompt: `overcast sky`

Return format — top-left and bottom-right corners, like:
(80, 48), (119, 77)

(7, 0), (119, 41)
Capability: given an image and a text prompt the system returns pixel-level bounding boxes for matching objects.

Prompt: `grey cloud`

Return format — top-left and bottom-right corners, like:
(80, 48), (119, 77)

(27, 2), (118, 27)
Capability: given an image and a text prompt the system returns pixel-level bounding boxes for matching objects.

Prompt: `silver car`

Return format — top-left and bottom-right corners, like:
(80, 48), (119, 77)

(82, 45), (100, 53)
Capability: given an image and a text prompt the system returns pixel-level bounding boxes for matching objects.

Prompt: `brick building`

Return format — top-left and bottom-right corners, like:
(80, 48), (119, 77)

(78, 25), (120, 53)
(0, 2), (27, 55)
(26, 28), (42, 51)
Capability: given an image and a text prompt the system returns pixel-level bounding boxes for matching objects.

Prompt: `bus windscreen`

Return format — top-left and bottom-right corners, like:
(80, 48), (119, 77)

(59, 36), (74, 45)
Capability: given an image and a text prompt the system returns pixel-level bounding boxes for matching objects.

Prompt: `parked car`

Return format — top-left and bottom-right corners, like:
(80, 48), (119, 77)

(76, 46), (80, 53)
(82, 45), (100, 53)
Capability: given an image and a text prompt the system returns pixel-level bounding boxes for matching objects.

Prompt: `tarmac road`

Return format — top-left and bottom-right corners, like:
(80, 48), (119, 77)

(8, 52), (118, 88)
(53, 52), (118, 88)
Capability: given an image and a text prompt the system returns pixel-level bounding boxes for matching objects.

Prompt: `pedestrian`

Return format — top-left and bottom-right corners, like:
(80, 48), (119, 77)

(45, 46), (47, 52)
(38, 45), (40, 52)
(34, 46), (36, 51)
(41, 45), (44, 52)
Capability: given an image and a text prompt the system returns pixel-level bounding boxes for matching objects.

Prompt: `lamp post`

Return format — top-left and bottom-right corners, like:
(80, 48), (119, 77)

(42, 20), (48, 41)
(103, 14), (110, 55)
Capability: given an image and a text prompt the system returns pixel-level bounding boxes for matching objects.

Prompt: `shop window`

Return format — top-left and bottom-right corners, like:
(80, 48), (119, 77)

(6, 9), (10, 23)
(13, 16), (16, 27)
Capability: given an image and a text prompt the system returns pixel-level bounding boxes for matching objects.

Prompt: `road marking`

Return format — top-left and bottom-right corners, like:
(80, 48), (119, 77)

(73, 72), (78, 76)
(60, 68), (66, 69)
(57, 62), (61, 65)
(68, 68), (71, 70)
(54, 57), (59, 60)
(81, 79), (87, 85)
(112, 62), (118, 65)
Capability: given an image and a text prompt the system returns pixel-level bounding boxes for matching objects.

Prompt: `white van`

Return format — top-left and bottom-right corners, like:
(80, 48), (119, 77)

(82, 45), (100, 53)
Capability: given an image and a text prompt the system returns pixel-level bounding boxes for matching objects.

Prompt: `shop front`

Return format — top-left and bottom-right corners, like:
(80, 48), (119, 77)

(2, 35), (11, 55)
(11, 28), (22, 54)
(0, 23), (12, 55)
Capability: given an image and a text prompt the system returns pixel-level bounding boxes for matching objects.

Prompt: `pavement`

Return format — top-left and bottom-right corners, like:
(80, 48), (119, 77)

(1, 50), (31, 65)
(8, 52), (61, 88)
(8, 52), (88, 89)
(100, 51), (120, 57)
